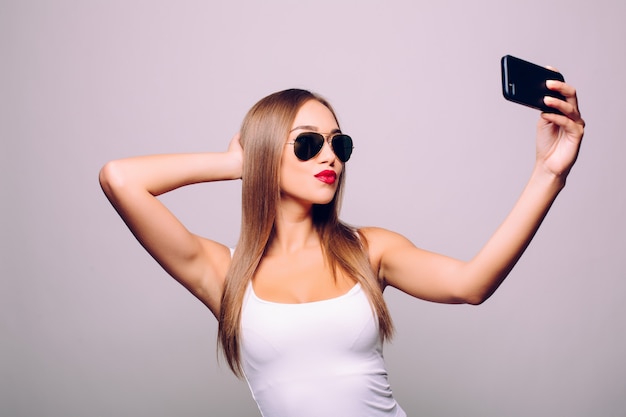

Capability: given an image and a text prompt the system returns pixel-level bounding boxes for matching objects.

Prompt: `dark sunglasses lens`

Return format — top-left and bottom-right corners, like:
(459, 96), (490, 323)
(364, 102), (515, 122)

(331, 134), (353, 162)
(294, 133), (324, 161)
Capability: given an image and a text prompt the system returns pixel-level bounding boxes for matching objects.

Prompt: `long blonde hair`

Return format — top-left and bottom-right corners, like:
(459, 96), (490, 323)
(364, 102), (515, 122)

(218, 89), (394, 377)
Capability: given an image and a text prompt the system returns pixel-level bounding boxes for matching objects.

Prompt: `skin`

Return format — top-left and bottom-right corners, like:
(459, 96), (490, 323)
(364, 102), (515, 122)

(99, 80), (584, 318)
(254, 100), (353, 303)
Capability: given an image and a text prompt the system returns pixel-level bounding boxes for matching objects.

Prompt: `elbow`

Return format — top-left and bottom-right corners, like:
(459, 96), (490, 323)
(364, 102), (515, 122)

(456, 287), (495, 306)
(464, 294), (489, 306)
(454, 269), (503, 306)
(98, 160), (127, 200)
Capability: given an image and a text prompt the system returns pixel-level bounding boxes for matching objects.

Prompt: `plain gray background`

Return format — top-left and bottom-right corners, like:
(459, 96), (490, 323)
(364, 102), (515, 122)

(2, 0), (624, 416)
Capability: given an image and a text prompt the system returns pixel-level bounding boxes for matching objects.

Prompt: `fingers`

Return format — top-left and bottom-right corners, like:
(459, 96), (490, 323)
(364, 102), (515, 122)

(540, 108), (585, 135)
(546, 79), (575, 99)
(540, 108), (585, 150)
(543, 80), (585, 126)
(227, 132), (243, 152)
(539, 79), (585, 146)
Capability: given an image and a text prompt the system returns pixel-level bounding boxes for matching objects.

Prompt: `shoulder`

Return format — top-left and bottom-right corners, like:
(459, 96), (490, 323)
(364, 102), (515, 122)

(358, 226), (414, 249)
(357, 227), (416, 275)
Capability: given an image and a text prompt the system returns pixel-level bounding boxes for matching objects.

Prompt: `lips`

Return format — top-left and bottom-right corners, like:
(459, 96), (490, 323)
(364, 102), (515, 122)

(314, 170), (337, 184)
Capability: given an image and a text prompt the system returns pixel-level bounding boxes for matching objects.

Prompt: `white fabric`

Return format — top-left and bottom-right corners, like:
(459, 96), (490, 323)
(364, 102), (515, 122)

(240, 281), (406, 417)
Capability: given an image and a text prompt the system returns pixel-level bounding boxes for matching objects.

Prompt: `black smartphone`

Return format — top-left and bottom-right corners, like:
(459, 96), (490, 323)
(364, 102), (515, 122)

(501, 55), (565, 114)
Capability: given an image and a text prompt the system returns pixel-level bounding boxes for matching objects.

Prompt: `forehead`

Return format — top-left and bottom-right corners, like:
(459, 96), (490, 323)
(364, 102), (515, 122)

(291, 100), (339, 132)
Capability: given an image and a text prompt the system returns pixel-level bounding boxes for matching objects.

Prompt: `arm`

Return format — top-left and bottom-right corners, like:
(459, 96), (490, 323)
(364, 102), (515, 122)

(368, 79), (585, 305)
(99, 135), (243, 316)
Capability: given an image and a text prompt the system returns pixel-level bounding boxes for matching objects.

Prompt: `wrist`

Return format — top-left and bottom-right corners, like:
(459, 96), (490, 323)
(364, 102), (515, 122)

(223, 151), (243, 180)
(530, 163), (567, 194)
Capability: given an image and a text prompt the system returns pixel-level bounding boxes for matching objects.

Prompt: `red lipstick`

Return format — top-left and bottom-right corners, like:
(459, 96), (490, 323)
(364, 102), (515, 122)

(314, 170), (337, 184)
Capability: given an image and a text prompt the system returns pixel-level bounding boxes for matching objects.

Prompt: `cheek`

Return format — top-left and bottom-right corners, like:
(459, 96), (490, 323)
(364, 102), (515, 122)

(279, 156), (303, 189)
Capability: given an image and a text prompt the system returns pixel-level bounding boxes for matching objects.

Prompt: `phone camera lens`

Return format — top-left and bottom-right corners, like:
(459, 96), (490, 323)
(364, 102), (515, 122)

(508, 83), (516, 96)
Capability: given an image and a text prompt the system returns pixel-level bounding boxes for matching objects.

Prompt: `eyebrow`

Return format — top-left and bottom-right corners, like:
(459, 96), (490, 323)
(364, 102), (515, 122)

(290, 125), (341, 134)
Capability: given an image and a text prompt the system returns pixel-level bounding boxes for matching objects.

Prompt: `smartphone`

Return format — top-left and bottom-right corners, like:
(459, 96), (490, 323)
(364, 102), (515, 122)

(501, 55), (565, 114)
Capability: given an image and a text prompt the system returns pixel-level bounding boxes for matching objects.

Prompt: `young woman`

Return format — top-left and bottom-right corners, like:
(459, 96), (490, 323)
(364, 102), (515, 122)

(99, 84), (584, 416)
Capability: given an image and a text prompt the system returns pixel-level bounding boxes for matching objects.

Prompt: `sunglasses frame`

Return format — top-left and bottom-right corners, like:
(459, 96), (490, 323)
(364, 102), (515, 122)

(287, 132), (354, 162)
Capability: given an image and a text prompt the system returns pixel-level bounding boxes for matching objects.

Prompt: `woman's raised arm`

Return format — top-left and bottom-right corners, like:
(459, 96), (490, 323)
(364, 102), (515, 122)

(99, 135), (243, 316)
(367, 79), (585, 305)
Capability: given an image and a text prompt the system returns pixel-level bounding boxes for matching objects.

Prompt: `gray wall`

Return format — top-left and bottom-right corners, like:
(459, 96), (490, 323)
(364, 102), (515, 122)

(2, 0), (624, 416)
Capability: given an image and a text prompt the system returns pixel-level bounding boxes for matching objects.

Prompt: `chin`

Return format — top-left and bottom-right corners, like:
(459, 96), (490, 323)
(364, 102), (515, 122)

(280, 184), (339, 206)
(314, 192), (338, 206)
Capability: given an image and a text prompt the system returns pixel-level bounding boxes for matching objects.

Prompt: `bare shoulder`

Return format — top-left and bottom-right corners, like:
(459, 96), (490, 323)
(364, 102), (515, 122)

(357, 227), (416, 274)
(358, 226), (415, 250)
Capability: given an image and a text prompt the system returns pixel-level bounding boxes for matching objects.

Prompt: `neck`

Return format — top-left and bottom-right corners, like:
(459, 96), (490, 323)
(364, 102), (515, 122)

(267, 197), (319, 255)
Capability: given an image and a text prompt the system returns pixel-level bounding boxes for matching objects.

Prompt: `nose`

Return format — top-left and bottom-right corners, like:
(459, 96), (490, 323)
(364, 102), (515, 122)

(317, 136), (337, 164)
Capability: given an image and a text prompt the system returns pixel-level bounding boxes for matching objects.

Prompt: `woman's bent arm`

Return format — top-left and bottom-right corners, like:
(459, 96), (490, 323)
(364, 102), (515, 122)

(99, 138), (242, 316)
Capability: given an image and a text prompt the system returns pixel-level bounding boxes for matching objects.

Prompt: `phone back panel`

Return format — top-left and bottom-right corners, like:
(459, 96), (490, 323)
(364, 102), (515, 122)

(501, 55), (565, 113)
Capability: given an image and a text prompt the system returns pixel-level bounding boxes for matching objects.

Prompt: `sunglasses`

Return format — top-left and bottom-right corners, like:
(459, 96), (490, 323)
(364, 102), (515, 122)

(287, 132), (354, 162)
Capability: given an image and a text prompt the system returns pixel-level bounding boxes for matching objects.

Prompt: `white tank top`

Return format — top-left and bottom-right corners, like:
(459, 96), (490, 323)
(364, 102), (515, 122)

(240, 281), (406, 417)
